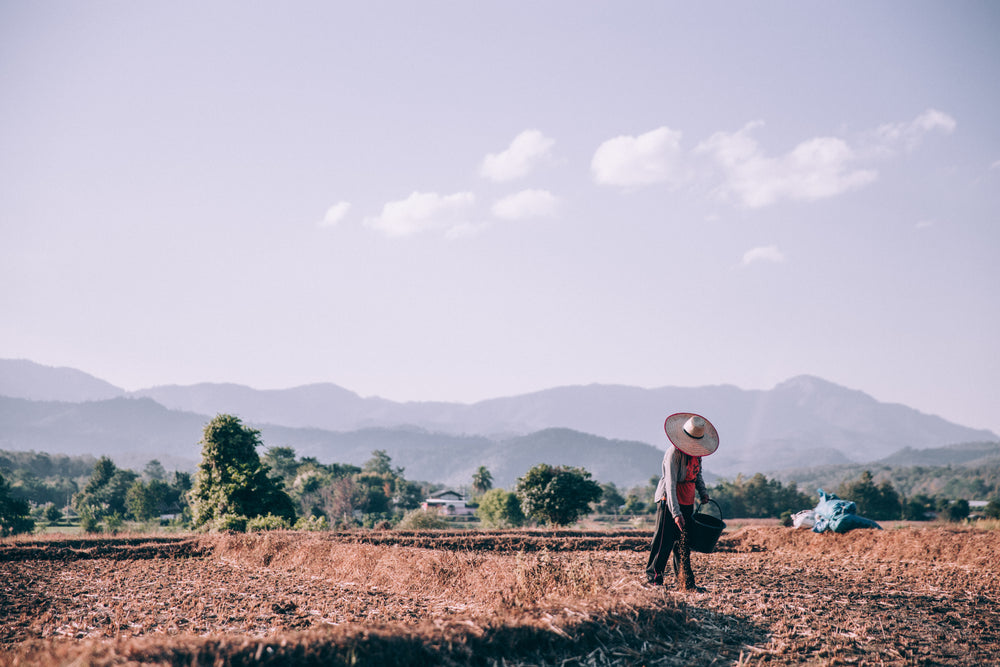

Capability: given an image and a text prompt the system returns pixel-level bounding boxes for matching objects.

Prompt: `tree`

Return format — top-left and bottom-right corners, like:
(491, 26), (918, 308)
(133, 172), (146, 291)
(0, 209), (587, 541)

(143, 459), (167, 481)
(837, 471), (902, 520)
(189, 414), (296, 529)
(262, 447), (299, 486)
(0, 472), (34, 536)
(515, 464), (602, 526)
(73, 456), (139, 520)
(902, 493), (936, 520)
(595, 482), (626, 515)
(984, 498), (1000, 520)
(126, 479), (171, 521)
(471, 466), (494, 497)
(476, 488), (525, 528)
(44, 503), (63, 524)
(711, 473), (814, 519)
(946, 499), (970, 522)
(363, 450), (403, 477)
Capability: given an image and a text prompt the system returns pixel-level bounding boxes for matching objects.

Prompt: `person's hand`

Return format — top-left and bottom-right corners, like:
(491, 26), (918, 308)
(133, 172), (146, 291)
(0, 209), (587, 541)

(700, 494), (710, 504)
(674, 515), (685, 530)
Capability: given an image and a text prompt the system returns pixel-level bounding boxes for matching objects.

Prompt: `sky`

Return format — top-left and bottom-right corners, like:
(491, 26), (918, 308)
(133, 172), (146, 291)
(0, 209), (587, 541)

(2, 2), (999, 435)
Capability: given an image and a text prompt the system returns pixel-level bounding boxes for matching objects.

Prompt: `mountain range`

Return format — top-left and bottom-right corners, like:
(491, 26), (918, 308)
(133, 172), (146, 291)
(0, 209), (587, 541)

(1, 359), (996, 488)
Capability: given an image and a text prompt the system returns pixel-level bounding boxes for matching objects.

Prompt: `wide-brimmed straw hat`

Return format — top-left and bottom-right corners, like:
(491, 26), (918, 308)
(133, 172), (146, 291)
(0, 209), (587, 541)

(664, 413), (719, 457)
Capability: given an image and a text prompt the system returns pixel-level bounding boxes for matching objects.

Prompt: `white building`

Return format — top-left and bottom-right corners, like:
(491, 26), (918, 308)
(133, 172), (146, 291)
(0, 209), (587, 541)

(421, 490), (474, 516)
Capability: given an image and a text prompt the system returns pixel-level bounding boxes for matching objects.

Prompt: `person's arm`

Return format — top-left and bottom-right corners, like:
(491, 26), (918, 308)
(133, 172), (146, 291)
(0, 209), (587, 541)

(653, 451), (669, 505)
(664, 448), (684, 519)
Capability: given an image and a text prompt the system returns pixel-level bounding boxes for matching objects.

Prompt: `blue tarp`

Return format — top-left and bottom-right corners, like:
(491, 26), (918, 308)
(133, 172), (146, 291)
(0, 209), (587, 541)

(812, 489), (882, 533)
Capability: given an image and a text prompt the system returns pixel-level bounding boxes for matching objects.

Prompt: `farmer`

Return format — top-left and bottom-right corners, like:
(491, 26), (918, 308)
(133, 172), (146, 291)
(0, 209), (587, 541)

(645, 412), (718, 591)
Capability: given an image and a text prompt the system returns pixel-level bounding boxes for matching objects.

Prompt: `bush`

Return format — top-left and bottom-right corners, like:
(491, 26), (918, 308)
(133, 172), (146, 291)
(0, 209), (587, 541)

(477, 489), (525, 528)
(396, 509), (450, 530)
(247, 513), (292, 532)
(78, 506), (101, 534)
(984, 498), (1000, 520)
(211, 514), (249, 532)
(293, 515), (329, 531)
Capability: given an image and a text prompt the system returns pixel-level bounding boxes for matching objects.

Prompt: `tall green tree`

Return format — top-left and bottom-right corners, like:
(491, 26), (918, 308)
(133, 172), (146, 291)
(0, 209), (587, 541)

(515, 464), (602, 526)
(0, 472), (34, 536)
(711, 473), (814, 519)
(595, 482), (626, 514)
(837, 470), (902, 520)
(363, 450), (403, 477)
(189, 414), (296, 528)
(262, 447), (300, 486)
(471, 466), (494, 497)
(126, 478), (172, 521)
(73, 456), (139, 519)
(143, 459), (167, 481)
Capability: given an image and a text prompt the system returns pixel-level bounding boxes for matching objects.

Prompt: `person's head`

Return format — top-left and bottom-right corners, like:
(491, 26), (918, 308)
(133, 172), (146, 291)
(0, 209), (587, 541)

(663, 413), (719, 457)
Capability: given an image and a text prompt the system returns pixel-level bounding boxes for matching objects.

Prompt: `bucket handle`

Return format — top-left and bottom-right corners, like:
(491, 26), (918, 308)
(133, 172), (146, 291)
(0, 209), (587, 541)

(695, 499), (723, 519)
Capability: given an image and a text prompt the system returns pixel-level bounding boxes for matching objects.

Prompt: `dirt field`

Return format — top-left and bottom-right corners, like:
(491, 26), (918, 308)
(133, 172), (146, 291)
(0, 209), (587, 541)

(1, 525), (998, 666)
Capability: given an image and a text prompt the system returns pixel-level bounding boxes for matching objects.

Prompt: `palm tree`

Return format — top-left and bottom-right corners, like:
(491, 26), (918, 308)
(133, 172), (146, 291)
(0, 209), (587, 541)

(471, 466), (494, 497)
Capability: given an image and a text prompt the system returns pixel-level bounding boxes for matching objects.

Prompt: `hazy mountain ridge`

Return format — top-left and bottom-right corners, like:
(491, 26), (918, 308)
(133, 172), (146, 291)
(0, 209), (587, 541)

(768, 441), (1000, 498)
(0, 395), (663, 489)
(0, 359), (125, 403)
(2, 359), (996, 484)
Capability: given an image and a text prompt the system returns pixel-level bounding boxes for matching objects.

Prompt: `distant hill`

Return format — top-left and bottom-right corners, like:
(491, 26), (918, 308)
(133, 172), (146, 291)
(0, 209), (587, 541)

(131, 377), (999, 475)
(0, 359), (124, 403)
(2, 359), (997, 480)
(768, 441), (1000, 499)
(0, 395), (665, 489)
(0, 395), (206, 473)
(875, 441), (1000, 468)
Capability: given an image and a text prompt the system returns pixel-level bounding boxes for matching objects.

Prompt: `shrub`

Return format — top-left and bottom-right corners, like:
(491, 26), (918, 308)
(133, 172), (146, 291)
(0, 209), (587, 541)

(211, 514), (249, 532)
(247, 513), (291, 532)
(78, 506), (101, 534)
(477, 488), (525, 528)
(293, 515), (329, 531)
(397, 509), (449, 530)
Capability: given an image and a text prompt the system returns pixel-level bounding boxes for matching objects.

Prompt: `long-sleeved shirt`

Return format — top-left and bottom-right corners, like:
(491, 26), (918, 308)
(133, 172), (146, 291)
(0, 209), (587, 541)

(652, 445), (708, 519)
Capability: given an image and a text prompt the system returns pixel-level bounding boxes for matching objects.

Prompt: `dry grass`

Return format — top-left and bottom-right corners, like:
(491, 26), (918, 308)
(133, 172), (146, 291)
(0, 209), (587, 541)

(2, 525), (999, 665)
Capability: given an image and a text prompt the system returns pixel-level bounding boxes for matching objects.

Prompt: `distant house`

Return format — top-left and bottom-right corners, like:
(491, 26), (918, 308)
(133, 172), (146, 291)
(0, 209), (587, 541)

(421, 490), (474, 516)
(158, 501), (183, 524)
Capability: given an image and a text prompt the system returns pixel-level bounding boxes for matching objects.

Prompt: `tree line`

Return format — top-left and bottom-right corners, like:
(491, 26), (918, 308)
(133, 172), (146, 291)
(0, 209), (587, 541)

(2, 413), (998, 536)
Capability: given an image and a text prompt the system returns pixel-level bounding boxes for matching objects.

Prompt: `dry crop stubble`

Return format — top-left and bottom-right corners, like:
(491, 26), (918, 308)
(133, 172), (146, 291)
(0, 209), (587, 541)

(1, 526), (999, 665)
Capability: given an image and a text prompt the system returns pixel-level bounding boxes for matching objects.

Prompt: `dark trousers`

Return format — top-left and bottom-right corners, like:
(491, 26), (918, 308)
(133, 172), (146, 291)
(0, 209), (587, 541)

(645, 502), (695, 586)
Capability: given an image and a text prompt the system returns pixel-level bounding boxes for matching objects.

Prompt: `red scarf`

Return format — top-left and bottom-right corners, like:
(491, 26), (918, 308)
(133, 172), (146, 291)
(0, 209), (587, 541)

(677, 455), (701, 505)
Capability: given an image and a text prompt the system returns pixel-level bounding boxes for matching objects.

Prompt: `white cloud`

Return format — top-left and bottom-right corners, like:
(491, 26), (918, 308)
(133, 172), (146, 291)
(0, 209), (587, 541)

(741, 245), (786, 266)
(491, 189), (559, 220)
(990, 159), (1000, 170)
(480, 130), (555, 182)
(591, 126), (686, 188)
(318, 201), (351, 228)
(915, 219), (935, 229)
(444, 222), (491, 240)
(874, 108), (956, 151)
(697, 122), (877, 208)
(363, 191), (476, 238)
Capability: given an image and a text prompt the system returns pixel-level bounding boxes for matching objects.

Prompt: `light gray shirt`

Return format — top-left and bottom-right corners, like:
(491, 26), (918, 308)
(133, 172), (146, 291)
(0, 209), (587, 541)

(653, 445), (708, 519)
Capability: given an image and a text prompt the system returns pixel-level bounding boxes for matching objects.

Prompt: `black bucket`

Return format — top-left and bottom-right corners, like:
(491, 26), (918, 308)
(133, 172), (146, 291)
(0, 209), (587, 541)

(688, 500), (726, 553)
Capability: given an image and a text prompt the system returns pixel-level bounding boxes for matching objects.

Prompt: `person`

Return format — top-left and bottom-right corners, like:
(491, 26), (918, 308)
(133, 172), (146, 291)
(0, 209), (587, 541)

(645, 412), (719, 591)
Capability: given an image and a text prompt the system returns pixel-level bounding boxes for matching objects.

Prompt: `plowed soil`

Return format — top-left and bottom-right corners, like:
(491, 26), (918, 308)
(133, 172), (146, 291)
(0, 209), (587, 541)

(1, 526), (998, 665)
